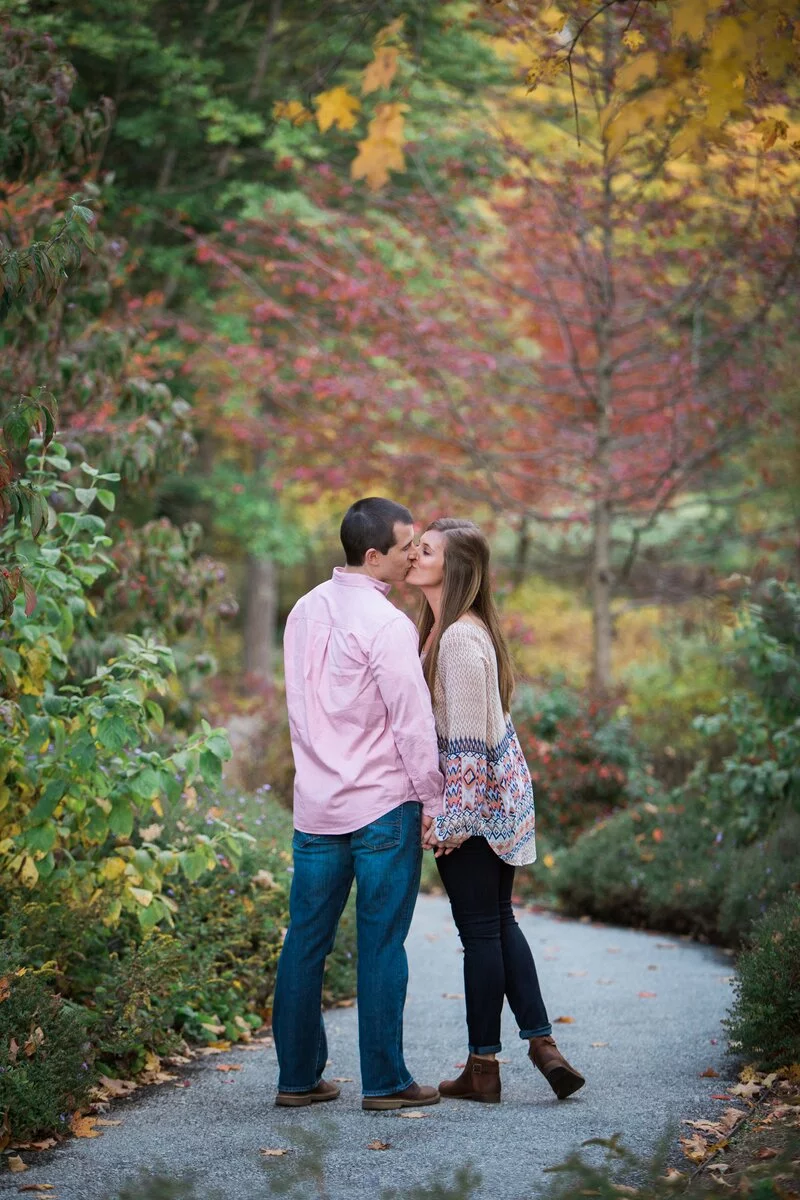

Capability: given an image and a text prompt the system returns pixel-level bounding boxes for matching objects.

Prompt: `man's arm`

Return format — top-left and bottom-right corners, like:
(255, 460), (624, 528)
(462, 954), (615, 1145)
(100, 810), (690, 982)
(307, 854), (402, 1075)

(370, 615), (444, 817)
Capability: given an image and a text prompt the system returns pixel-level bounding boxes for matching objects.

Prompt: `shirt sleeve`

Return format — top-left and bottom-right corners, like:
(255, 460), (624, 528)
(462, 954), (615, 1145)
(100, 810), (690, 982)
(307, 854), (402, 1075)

(370, 615), (444, 817)
(434, 632), (490, 841)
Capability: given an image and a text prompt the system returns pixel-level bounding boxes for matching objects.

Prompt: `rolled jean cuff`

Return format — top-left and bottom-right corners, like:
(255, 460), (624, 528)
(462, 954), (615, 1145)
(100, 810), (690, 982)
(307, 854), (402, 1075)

(469, 1043), (501, 1055)
(362, 1074), (414, 1098)
(276, 1075), (322, 1094)
(519, 1024), (552, 1039)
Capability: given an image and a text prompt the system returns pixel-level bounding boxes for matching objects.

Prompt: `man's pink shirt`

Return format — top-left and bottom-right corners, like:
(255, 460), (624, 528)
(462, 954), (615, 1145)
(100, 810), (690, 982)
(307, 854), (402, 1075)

(284, 567), (445, 834)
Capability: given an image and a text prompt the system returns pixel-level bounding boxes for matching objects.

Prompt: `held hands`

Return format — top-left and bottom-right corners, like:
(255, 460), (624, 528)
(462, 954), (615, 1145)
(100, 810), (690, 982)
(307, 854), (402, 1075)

(421, 813), (467, 858)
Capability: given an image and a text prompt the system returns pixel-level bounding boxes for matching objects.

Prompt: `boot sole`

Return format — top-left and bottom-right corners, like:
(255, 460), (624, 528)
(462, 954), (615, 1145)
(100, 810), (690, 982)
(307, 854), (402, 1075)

(362, 1093), (441, 1111)
(275, 1088), (340, 1108)
(440, 1092), (500, 1104)
(545, 1067), (585, 1100)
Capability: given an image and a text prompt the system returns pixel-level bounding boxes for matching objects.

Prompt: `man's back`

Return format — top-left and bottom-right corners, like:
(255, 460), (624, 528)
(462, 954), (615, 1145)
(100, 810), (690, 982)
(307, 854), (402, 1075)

(284, 567), (443, 834)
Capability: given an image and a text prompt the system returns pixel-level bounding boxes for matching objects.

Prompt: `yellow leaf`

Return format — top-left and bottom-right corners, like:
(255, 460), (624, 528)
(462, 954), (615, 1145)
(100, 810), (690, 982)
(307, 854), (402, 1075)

(672, 0), (709, 42)
(0, 784), (10, 812)
(129, 886), (153, 907)
(7, 1154), (27, 1172)
(139, 823), (163, 842)
(758, 117), (789, 150)
(615, 50), (659, 92)
(314, 87), (361, 133)
(272, 100), (312, 127)
(362, 46), (399, 95)
(542, 853), (555, 869)
(351, 103), (407, 190)
(540, 6), (567, 33)
(622, 30), (645, 51)
(151, 795), (163, 818)
(102, 856), (127, 881)
(20, 855), (38, 888)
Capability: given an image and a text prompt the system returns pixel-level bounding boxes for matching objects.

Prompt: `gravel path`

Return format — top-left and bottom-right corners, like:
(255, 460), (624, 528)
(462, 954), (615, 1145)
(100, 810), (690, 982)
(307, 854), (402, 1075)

(1, 895), (737, 1199)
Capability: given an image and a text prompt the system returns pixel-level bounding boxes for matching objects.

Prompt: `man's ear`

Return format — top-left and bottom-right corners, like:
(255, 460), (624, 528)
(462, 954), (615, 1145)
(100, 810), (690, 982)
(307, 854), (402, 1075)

(364, 547), (381, 567)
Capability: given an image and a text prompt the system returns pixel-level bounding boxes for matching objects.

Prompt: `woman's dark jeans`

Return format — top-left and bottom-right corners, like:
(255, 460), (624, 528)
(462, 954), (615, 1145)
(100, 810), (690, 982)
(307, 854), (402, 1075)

(436, 836), (552, 1053)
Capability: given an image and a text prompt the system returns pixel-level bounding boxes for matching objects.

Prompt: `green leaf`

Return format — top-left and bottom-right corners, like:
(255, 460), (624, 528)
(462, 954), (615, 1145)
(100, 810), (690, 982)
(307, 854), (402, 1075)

(23, 822), (59, 855)
(204, 732), (232, 761)
(96, 489), (115, 511)
(131, 768), (161, 800)
(74, 487), (97, 507)
(199, 748), (223, 788)
(28, 779), (67, 823)
(109, 799), (134, 838)
(180, 847), (211, 882)
(97, 714), (134, 751)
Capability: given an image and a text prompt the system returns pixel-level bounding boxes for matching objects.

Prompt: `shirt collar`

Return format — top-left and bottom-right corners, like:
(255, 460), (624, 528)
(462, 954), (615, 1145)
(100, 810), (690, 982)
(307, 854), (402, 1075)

(332, 566), (391, 596)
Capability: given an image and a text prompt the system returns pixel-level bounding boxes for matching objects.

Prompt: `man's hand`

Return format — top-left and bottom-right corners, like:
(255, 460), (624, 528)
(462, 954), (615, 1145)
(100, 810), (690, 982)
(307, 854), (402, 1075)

(421, 815), (466, 857)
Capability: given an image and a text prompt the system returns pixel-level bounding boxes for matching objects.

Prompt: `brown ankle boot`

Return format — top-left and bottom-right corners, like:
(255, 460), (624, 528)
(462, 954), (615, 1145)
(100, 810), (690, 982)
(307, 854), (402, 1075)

(439, 1054), (501, 1104)
(528, 1036), (585, 1100)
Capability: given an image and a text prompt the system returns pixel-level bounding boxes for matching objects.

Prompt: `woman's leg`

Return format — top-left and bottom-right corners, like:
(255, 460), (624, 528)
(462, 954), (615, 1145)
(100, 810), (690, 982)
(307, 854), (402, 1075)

(498, 860), (552, 1039)
(436, 837), (505, 1054)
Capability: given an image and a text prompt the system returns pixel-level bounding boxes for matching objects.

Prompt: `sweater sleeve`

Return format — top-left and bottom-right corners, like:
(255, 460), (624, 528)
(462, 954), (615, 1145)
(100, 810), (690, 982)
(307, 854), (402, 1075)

(434, 627), (491, 841)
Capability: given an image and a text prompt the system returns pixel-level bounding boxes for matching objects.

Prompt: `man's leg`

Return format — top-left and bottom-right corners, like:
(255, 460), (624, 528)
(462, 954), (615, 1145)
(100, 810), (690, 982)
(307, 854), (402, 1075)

(272, 830), (354, 1093)
(351, 802), (422, 1096)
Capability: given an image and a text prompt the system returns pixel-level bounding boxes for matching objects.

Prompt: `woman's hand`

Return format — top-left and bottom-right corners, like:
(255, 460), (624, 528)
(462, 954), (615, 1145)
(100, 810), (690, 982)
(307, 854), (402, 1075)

(421, 815), (466, 857)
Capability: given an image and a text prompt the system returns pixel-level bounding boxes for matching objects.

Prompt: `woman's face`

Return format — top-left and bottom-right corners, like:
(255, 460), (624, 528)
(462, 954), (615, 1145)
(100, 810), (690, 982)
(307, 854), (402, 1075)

(406, 529), (445, 589)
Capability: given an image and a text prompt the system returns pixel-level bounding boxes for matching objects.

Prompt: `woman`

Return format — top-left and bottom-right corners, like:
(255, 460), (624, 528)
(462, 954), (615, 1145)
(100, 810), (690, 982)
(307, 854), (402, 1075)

(405, 518), (585, 1105)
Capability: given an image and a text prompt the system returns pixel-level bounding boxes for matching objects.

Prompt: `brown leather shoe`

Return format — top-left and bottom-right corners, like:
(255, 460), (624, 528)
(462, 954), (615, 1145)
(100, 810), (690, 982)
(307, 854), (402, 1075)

(275, 1079), (341, 1107)
(362, 1081), (440, 1111)
(439, 1054), (501, 1104)
(528, 1036), (585, 1100)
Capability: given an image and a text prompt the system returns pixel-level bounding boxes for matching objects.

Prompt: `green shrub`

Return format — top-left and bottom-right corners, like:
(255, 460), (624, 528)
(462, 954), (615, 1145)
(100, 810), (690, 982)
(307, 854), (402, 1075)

(512, 682), (643, 847)
(717, 812), (800, 943)
(0, 937), (93, 1141)
(725, 893), (800, 1068)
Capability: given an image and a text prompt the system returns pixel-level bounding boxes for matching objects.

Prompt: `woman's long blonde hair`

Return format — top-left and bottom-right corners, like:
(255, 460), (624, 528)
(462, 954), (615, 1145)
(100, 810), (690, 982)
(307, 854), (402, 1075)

(417, 518), (514, 712)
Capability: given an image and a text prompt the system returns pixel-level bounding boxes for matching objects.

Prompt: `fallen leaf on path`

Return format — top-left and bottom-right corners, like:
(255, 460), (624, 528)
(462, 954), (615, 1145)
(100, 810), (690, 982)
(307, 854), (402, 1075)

(591, 1041), (609, 1048)
(762, 1072), (778, 1088)
(655, 942), (676, 950)
(94, 1120), (122, 1127)
(647, 964), (659, 971)
(367, 1140), (391, 1151)
(707, 1161), (730, 1173)
(700, 1067), (720, 1078)
(96, 1075), (138, 1098)
(497, 1058), (511, 1064)
(442, 993), (464, 1000)
(8, 1156), (27, 1173)
(18, 1186), (55, 1192)
(69, 1116), (99, 1139)
(215, 1064), (243, 1072)
(396, 1111), (428, 1119)
(755, 1147), (778, 1160)
(638, 991), (657, 999)
(567, 970), (587, 978)
(454, 1062), (466, 1068)
(680, 1133), (710, 1163)
(260, 1148), (291, 1157)
(424, 933), (439, 942)
(662, 1167), (686, 1184)
(711, 1094), (734, 1101)
(174, 1081), (191, 1088)
(720, 1108), (747, 1133)
(731, 1081), (762, 1099)
(554, 1015), (574, 1024)
(332, 1077), (354, 1083)
(607, 947), (621, 954)
(596, 978), (614, 985)
(336, 999), (355, 1008)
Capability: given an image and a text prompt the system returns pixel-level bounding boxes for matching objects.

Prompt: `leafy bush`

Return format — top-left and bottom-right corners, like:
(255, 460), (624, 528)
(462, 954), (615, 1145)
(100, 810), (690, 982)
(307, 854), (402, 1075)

(512, 682), (644, 847)
(0, 937), (93, 1141)
(0, 443), (249, 930)
(553, 580), (800, 945)
(725, 893), (800, 1068)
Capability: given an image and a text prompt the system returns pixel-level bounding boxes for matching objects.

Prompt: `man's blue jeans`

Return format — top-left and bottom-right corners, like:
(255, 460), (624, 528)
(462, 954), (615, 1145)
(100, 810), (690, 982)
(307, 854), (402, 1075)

(272, 801), (422, 1097)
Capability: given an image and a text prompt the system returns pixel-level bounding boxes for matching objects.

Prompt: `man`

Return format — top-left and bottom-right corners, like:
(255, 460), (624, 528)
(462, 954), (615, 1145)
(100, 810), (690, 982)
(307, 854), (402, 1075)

(272, 497), (445, 1111)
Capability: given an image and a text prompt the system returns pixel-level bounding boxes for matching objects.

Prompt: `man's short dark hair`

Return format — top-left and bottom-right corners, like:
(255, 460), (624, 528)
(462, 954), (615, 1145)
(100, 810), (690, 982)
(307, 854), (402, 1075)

(340, 497), (413, 566)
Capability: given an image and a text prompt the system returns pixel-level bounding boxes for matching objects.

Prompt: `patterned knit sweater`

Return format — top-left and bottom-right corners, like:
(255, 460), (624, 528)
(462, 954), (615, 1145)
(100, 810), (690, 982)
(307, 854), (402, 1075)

(430, 620), (537, 866)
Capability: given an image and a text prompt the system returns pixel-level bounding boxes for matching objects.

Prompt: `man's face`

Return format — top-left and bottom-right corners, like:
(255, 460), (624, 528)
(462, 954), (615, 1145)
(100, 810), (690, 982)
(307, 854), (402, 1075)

(369, 521), (416, 584)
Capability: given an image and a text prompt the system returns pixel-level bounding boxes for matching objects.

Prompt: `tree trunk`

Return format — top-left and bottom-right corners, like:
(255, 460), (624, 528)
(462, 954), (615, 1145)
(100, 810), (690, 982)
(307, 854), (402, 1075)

(243, 553), (278, 686)
(513, 515), (530, 587)
(590, 16), (617, 699)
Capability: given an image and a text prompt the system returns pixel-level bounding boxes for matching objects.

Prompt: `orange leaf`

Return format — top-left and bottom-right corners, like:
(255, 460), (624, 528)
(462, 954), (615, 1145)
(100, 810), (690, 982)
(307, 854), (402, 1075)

(700, 1067), (720, 1078)
(260, 1148), (291, 1158)
(652, 828), (664, 842)
(638, 991), (658, 998)
(215, 1064), (243, 1072)
(367, 1140), (391, 1151)
(7, 1155), (27, 1173)
(70, 1115), (100, 1139)
(755, 1147), (778, 1160)
(362, 47), (399, 95)
(554, 1015), (575, 1023)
